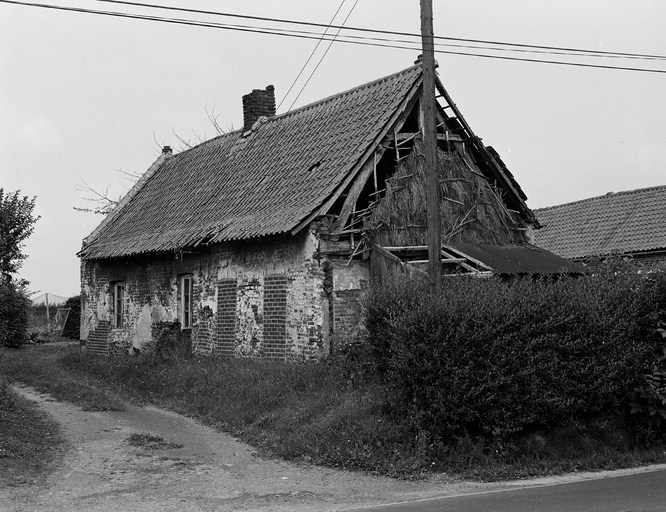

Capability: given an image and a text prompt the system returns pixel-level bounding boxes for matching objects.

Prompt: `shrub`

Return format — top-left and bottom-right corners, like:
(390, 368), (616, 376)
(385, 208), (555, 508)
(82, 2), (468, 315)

(365, 270), (666, 443)
(629, 309), (666, 442)
(0, 283), (30, 348)
(62, 295), (81, 340)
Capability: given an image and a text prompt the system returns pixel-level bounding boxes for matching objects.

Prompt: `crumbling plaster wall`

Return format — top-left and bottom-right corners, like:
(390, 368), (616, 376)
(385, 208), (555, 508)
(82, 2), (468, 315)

(212, 230), (328, 358)
(80, 228), (353, 359)
(81, 255), (179, 355)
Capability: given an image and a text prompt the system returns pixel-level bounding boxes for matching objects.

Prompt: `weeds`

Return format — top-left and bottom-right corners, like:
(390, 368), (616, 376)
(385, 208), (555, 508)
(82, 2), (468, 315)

(0, 345), (123, 412)
(127, 433), (183, 450)
(2, 343), (666, 480)
(0, 377), (64, 486)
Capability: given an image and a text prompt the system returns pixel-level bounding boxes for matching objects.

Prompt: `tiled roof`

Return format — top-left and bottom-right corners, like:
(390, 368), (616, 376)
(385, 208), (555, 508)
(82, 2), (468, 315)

(80, 65), (423, 260)
(533, 185), (666, 259)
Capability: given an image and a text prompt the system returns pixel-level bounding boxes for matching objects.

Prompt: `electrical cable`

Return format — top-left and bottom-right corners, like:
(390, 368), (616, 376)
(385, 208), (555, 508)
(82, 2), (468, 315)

(277, 0), (348, 112)
(288, 0), (360, 111)
(2, 0), (665, 75)
(89, 0), (666, 61)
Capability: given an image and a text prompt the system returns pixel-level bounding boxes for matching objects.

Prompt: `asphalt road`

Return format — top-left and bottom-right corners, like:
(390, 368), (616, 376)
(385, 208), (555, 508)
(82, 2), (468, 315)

(341, 468), (666, 512)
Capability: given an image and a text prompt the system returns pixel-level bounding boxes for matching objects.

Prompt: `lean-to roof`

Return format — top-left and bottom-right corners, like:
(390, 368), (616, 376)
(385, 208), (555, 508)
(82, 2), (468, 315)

(80, 65), (423, 260)
(533, 185), (666, 259)
(449, 243), (586, 274)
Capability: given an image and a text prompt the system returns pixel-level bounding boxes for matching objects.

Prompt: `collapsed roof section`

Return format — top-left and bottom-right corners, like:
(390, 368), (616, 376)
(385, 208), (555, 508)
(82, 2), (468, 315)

(369, 242), (585, 281)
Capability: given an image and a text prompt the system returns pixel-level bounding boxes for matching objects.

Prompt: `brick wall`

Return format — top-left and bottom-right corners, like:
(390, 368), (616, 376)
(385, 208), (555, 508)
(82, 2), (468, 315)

(330, 258), (369, 352)
(242, 85), (275, 132)
(86, 320), (111, 356)
(577, 252), (666, 273)
(215, 278), (237, 356)
(333, 289), (366, 350)
(636, 252), (666, 270)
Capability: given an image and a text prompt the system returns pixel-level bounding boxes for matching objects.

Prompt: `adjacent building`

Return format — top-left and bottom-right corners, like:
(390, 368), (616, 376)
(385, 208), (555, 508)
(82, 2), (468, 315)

(533, 185), (666, 269)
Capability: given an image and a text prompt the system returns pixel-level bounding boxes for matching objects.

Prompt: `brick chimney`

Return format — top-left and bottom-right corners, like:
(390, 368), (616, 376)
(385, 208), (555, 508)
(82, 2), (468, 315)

(242, 85), (275, 132)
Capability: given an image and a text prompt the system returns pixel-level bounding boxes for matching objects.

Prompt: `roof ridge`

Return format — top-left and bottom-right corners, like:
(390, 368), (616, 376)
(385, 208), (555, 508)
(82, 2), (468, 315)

(169, 128), (241, 158)
(534, 183), (666, 212)
(271, 63), (422, 121)
(165, 63), (422, 159)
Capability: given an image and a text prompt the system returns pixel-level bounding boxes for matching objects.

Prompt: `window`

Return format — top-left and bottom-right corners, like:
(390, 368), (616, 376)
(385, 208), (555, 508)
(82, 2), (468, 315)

(181, 275), (194, 329)
(112, 282), (125, 328)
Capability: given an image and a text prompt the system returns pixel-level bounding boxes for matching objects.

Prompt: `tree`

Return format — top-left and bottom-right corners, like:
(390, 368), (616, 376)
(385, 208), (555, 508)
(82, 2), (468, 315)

(0, 189), (38, 347)
(0, 189), (39, 285)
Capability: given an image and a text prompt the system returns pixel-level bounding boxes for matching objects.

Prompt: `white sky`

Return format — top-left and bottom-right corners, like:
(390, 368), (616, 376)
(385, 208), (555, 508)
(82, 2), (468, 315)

(1, 0), (664, 297)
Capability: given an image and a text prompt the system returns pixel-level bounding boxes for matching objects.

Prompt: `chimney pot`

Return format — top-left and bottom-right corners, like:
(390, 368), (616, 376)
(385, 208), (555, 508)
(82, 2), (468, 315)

(242, 85), (276, 132)
(162, 145), (173, 154)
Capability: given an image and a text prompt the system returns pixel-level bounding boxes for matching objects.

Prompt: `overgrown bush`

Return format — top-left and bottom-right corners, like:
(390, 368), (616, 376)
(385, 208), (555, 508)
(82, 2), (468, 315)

(0, 283), (30, 348)
(365, 269), (666, 443)
(62, 295), (81, 340)
(629, 310), (666, 442)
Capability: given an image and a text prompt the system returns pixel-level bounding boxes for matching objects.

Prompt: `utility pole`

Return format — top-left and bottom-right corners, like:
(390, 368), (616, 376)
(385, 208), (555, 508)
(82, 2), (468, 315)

(420, 0), (441, 292)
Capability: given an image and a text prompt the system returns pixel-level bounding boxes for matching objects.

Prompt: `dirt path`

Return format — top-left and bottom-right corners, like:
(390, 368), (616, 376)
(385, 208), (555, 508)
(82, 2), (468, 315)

(3, 386), (664, 512)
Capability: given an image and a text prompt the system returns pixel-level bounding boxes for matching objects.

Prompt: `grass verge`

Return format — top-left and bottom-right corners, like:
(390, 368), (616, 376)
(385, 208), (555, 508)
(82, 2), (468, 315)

(0, 378), (65, 487)
(0, 344), (123, 412)
(1, 343), (665, 481)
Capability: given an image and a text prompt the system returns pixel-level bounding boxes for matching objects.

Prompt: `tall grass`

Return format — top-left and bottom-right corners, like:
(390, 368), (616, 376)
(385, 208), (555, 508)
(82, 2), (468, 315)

(3, 343), (666, 480)
(57, 351), (415, 472)
(0, 377), (65, 486)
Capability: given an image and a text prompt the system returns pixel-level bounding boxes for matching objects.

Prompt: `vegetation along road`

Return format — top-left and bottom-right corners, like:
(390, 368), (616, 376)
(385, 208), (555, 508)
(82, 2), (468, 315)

(3, 383), (665, 512)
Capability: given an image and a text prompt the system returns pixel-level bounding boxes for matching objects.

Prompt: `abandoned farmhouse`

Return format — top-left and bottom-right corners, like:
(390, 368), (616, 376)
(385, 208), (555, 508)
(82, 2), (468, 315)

(79, 61), (581, 359)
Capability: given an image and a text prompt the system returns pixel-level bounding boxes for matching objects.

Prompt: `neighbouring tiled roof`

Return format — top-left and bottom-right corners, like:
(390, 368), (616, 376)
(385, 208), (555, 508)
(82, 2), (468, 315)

(80, 65), (423, 260)
(533, 185), (666, 259)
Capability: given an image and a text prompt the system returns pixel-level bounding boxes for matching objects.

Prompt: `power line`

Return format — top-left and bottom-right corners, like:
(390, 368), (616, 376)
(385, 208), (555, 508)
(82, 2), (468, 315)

(288, 0), (360, 111)
(2, 0), (666, 75)
(89, 0), (666, 61)
(277, 0), (347, 112)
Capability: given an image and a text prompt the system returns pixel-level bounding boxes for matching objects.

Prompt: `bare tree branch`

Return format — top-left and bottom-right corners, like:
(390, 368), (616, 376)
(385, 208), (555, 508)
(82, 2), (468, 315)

(75, 176), (124, 215)
(205, 101), (226, 136)
(171, 127), (193, 150)
(76, 105), (233, 215)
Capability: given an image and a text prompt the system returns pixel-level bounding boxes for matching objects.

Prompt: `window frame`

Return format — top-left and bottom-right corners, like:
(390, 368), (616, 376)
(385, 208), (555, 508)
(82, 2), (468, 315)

(180, 275), (194, 329)
(112, 281), (125, 329)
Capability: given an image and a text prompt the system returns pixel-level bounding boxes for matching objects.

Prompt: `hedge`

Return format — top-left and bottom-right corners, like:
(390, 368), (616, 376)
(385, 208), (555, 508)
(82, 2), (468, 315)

(365, 269), (666, 441)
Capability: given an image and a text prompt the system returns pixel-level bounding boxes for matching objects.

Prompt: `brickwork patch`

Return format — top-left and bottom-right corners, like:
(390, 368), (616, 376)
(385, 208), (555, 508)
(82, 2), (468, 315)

(216, 279), (237, 356)
(87, 320), (111, 356)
